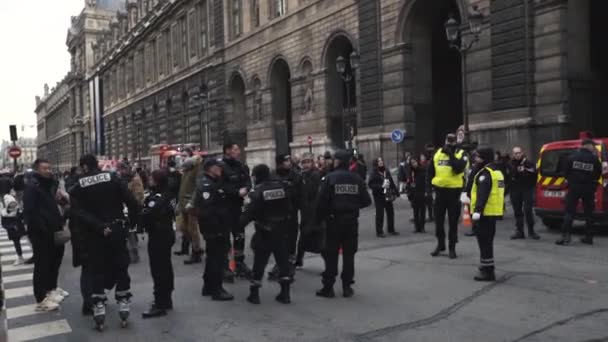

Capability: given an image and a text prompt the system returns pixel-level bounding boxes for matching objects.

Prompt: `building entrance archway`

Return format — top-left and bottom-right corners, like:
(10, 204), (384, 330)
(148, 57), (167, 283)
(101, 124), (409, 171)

(270, 58), (293, 156)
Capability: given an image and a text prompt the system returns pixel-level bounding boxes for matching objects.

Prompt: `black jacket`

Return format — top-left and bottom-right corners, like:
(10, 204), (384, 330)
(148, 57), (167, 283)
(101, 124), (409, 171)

(240, 178), (293, 231)
(221, 157), (252, 203)
(368, 168), (398, 199)
(193, 174), (230, 237)
(317, 167), (372, 220)
(0, 176), (13, 195)
(509, 158), (537, 192)
(23, 174), (63, 237)
(274, 167), (303, 212)
(141, 191), (175, 234)
(68, 198), (88, 267)
(564, 148), (602, 185)
(407, 166), (428, 199)
(300, 169), (322, 233)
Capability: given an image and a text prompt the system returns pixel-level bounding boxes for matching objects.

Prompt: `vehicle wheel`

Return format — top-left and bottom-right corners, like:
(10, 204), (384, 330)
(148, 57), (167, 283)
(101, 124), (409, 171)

(542, 218), (562, 230)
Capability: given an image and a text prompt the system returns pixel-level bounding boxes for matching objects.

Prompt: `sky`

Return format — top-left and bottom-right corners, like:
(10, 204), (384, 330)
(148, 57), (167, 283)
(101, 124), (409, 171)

(0, 0), (83, 142)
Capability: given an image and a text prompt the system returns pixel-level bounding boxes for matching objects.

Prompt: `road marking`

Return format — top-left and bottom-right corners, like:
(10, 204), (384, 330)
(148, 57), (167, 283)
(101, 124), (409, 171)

(0, 245), (31, 254)
(1, 253), (32, 262)
(6, 304), (42, 320)
(7, 319), (72, 342)
(1, 263), (34, 272)
(4, 286), (33, 299)
(2, 273), (30, 284)
(0, 241), (15, 247)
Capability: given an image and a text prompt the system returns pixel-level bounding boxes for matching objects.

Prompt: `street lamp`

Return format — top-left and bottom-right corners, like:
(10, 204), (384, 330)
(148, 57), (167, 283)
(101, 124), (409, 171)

(445, 5), (484, 149)
(335, 50), (360, 149)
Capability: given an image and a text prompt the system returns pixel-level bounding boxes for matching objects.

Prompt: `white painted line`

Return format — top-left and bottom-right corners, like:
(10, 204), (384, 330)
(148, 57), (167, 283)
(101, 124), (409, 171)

(4, 286), (33, 299)
(0, 246), (31, 254)
(7, 319), (72, 342)
(3, 273), (31, 284)
(6, 304), (42, 320)
(0, 241), (17, 247)
(1, 263), (34, 272)
(1, 253), (32, 262)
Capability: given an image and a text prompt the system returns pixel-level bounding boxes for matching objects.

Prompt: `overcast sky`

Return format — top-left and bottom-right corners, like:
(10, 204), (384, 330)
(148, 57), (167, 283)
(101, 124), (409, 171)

(0, 0), (83, 142)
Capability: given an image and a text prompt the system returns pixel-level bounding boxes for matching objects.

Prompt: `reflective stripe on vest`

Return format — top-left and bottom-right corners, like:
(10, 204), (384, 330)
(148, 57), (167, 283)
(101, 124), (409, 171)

(471, 166), (505, 217)
(431, 148), (466, 188)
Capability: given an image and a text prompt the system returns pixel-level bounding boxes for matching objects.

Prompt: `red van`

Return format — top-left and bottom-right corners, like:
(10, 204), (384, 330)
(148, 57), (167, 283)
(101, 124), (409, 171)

(534, 133), (608, 229)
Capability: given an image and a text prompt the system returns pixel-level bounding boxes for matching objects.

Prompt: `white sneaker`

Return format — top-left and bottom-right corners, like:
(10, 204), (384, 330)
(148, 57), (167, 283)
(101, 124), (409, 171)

(12, 256), (25, 266)
(35, 297), (60, 312)
(55, 287), (69, 297)
(47, 291), (65, 303)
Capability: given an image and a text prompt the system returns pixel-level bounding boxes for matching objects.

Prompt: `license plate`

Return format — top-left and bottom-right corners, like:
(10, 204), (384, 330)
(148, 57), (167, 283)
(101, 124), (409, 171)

(544, 190), (565, 198)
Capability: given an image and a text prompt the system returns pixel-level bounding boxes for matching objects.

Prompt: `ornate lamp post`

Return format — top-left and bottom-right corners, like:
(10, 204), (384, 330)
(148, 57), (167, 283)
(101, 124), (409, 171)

(336, 50), (360, 149)
(445, 5), (484, 149)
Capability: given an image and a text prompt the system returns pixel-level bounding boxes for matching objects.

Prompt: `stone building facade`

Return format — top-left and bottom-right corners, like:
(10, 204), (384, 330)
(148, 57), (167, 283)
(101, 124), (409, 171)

(83, 0), (606, 167)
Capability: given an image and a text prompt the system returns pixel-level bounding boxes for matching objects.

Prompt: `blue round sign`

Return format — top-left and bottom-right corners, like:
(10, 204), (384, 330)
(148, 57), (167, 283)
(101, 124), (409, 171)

(391, 129), (405, 144)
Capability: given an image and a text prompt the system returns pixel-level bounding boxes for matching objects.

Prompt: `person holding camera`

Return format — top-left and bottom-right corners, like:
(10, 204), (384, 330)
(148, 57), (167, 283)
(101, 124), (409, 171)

(368, 157), (399, 237)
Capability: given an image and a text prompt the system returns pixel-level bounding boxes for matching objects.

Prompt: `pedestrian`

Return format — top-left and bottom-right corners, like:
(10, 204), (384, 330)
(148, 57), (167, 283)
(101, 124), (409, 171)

(269, 154), (302, 280)
(419, 153), (435, 222)
(191, 158), (234, 301)
(355, 153), (368, 181)
(316, 150), (372, 298)
(319, 151), (334, 178)
(368, 157), (399, 237)
(398, 155), (410, 194)
(166, 160), (182, 200)
(221, 143), (252, 280)
(176, 157), (204, 265)
(117, 162), (144, 264)
(69, 154), (141, 330)
(509, 147), (540, 240)
(462, 150), (481, 237)
(241, 164), (293, 304)
(64, 167), (79, 191)
(428, 133), (468, 259)
(141, 169), (176, 318)
(407, 158), (427, 233)
(23, 159), (66, 312)
(470, 147), (505, 282)
(556, 139), (602, 246)
(1, 193), (26, 265)
(295, 152), (322, 267)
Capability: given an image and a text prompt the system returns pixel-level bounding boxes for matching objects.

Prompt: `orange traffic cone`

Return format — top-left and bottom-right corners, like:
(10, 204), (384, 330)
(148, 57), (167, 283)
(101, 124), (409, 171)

(461, 204), (472, 228)
(228, 248), (236, 272)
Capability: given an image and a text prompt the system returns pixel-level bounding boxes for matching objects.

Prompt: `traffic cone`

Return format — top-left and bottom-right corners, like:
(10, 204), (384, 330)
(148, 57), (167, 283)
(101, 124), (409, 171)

(461, 204), (472, 228)
(228, 248), (236, 272)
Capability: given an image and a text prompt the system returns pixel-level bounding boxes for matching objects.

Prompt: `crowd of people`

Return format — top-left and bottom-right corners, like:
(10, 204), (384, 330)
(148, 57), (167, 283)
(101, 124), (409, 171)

(1, 131), (602, 330)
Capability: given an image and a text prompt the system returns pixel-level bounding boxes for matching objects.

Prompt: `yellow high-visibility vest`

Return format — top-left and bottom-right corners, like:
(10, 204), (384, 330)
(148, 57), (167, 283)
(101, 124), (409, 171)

(431, 148), (466, 189)
(471, 166), (505, 217)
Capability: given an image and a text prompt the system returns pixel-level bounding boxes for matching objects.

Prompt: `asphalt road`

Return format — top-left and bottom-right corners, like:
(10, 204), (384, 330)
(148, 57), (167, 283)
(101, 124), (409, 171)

(2, 198), (607, 342)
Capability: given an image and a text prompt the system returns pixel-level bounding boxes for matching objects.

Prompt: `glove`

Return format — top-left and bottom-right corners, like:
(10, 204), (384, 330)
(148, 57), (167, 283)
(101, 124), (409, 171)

(472, 212), (481, 221)
(460, 192), (470, 204)
(382, 179), (390, 189)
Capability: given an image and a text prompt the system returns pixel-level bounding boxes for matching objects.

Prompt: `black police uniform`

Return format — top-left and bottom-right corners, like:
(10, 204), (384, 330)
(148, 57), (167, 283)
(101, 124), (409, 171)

(221, 157), (252, 272)
(316, 154), (372, 297)
(274, 167), (303, 263)
(69, 169), (140, 306)
(557, 145), (602, 245)
(240, 177), (293, 304)
(509, 157), (538, 239)
(141, 191), (176, 313)
(193, 173), (233, 300)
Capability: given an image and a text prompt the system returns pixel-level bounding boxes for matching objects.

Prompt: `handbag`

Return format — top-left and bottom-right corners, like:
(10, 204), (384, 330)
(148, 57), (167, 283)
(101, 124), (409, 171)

(54, 225), (71, 245)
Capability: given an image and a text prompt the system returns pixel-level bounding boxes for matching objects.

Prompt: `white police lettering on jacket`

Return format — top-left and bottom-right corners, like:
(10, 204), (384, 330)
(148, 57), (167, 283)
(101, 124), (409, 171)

(335, 184), (359, 195)
(437, 160), (450, 166)
(78, 173), (111, 188)
(572, 161), (594, 172)
(263, 189), (286, 201)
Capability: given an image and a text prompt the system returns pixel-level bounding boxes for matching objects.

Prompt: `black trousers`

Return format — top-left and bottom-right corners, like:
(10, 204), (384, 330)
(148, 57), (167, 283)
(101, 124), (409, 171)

(426, 195), (434, 220)
(226, 203), (246, 263)
(321, 217), (358, 287)
(510, 188), (535, 233)
(285, 216), (299, 258)
(434, 188), (462, 248)
(251, 229), (291, 284)
(89, 236), (131, 304)
(80, 264), (94, 306)
(373, 196), (395, 235)
(148, 229), (175, 307)
(31, 233), (63, 303)
(12, 237), (23, 256)
(412, 197), (426, 231)
(474, 217), (496, 271)
(561, 184), (595, 237)
(203, 234), (230, 294)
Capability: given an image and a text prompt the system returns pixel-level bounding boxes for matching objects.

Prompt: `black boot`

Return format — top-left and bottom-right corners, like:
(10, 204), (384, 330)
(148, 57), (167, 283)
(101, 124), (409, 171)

(82, 302), (93, 316)
(223, 267), (235, 283)
(184, 251), (202, 265)
(174, 237), (190, 256)
(342, 285), (354, 298)
(474, 268), (496, 282)
(510, 230), (525, 240)
(448, 246), (457, 259)
(528, 229), (540, 240)
(316, 285), (335, 298)
(212, 287), (234, 301)
(202, 284), (212, 297)
(235, 262), (252, 279)
(247, 285), (261, 304)
(275, 282), (291, 304)
(430, 244), (446, 257)
(580, 235), (594, 245)
(555, 234), (571, 246)
(142, 302), (168, 319)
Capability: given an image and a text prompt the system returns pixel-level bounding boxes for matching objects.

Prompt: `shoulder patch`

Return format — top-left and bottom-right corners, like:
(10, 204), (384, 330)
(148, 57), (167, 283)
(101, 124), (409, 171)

(202, 192), (211, 200)
(478, 175), (487, 182)
(78, 173), (111, 188)
(334, 184), (359, 195)
(148, 201), (156, 208)
(263, 188), (286, 201)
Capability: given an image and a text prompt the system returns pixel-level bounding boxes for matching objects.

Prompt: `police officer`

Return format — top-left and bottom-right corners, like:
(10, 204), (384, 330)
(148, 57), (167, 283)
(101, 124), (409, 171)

(191, 159), (234, 301)
(316, 150), (372, 298)
(141, 169), (175, 318)
(221, 143), (252, 280)
(427, 133), (468, 259)
(509, 146), (539, 240)
(268, 154), (302, 280)
(556, 139), (602, 246)
(69, 154), (140, 329)
(240, 164), (293, 304)
(469, 148), (505, 282)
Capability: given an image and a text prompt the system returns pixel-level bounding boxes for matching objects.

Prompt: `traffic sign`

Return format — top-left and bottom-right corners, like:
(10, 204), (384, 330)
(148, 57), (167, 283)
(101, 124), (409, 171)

(390, 129), (405, 144)
(8, 146), (21, 159)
